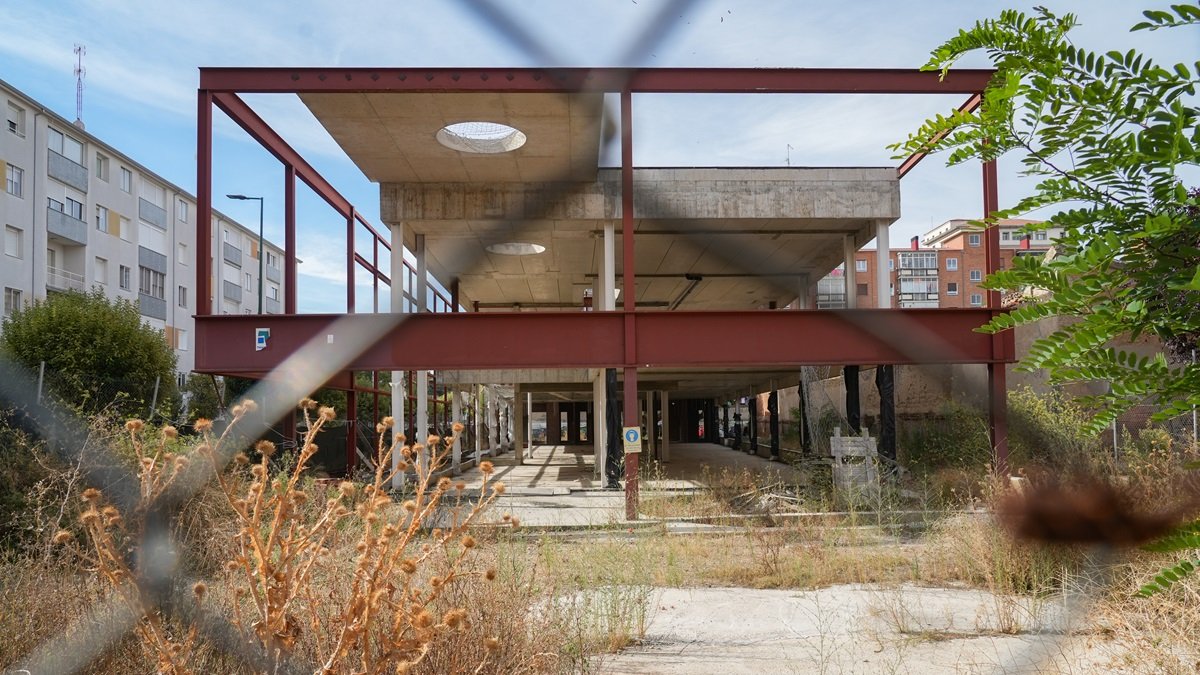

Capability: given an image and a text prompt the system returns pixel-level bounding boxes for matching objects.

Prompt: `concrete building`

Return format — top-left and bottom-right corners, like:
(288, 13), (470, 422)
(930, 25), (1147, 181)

(815, 219), (1061, 309)
(1, 79), (284, 384)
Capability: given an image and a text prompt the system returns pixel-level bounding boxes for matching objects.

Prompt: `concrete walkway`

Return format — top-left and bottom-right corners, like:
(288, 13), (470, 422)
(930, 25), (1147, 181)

(455, 442), (807, 527)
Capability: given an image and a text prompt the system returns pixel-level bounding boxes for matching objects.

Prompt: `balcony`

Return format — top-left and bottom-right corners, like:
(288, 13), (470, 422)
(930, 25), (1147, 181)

(46, 265), (85, 293)
(266, 265), (281, 283)
(46, 208), (87, 246)
(265, 297), (280, 314)
(138, 198), (168, 229)
(47, 150), (88, 192)
(139, 293), (166, 320)
(223, 280), (243, 303)
(223, 242), (242, 268)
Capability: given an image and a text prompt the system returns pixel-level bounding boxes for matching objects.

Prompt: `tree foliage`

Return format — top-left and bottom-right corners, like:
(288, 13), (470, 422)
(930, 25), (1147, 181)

(0, 289), (177, 415)
(892, 4), (1200, 433)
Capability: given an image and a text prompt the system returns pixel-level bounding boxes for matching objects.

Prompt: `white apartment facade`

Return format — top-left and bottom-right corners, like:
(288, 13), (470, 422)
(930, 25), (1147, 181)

(1, 78), (285, 384)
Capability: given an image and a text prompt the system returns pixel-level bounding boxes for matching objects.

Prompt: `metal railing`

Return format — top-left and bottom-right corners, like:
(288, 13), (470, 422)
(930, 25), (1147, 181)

(46, 265), (85, 293)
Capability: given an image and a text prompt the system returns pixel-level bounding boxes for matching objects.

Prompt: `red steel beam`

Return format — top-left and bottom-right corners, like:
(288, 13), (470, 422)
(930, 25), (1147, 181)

(193, 309), (1011, 375)
(284, 164), (297, 314)
(897, 93), (984, 179)
(620, 88), (639, 519)
(199, 67), (994, 95)
(212, 92), (355, 220)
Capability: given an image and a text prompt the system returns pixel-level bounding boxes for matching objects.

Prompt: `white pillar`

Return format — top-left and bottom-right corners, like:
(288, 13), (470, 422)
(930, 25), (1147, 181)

(415, 233), (427, 313)
(843, 234), (857, 309)
(452, 389), (462, 475)
(513, 384), (525, 465)
(416, 369), (429, 475)
(602, 222), (616, 311)
(797, 273), (810, 310)
(474, 384), (483, 462)
(876, 220), (892, 309)
(488, 386), (499, 453)
(526, 391), (533, 456)
(389, 222), (406, 490)
(593, 370), (606, 479)
(660, 390), (670, 463)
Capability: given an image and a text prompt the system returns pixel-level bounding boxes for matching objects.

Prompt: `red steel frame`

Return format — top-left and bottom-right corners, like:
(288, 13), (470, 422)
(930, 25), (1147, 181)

(195, 67), (1013, 515)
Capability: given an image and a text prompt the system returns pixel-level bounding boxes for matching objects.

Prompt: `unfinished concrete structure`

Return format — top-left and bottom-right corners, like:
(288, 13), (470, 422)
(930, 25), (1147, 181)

(192, 68), (1014, 517)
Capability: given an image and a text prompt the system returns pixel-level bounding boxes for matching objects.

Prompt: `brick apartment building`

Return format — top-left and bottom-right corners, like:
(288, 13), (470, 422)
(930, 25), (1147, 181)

(814, 219), (1062, 309)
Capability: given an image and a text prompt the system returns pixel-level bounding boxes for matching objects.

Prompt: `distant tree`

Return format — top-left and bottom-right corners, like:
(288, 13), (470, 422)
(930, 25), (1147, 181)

(0, 289), (177, 415)
(180, 373), (224, 424)
(892, 4), (1200, 432)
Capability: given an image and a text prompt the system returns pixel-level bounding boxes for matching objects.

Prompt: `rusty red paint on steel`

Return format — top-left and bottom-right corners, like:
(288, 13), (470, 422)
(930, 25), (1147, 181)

(199, 67), (994, 95)
(897, 93), (983, 180)
(192, 310), (1010, 375)
(196, 90), (213, 316)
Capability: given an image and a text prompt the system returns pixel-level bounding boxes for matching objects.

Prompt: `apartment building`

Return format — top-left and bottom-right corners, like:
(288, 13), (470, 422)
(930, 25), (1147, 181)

(0, 78), (284, 383)
(814, 219), (1059, 309)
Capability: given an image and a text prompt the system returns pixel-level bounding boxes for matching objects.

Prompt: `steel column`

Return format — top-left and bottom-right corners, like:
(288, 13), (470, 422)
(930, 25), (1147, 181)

(768, 388), (780, 461)
(660, 390), (670, 463)
(196, 89), (212, 316)
(620, 88), (639, 519)
(284, 165), (297, 314)
(844, 365), (861, 433)
(983, 158), (1009, 474)
(750, 394), (759, 455)
(346, 208), (355, 313)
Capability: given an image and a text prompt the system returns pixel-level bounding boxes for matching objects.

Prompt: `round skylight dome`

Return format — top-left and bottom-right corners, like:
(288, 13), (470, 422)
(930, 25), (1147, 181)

(436, 122), (527, 154)
(486, 242), (546, 256)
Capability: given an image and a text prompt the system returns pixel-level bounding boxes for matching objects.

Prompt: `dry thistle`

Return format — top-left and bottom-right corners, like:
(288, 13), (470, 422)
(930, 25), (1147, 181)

(509, 516), (521, 529)
(402, 500), (417, 513)
(124, 419), (144, 433)
(437, 477), (451, 491)
(192, 581), (208, 601)
(194, 418), (213, 433)
(413, 610), (434, 628)
(338, 481), (356, 498)
(484, 568), (496, 581)
(484, 637), (500, 652)
(400, 559), (417, 574)
(452, 422), (465, 434)
(162, 426), (178, 440)
(462, 535), (476, 549)
(427, 434), (440, 447)
(234, 452), (250, 465)
(493, 482), (506, 495)
(242, 399), (259, 413)
(319, 406), (336, 421)
(81, 487), (102, 503)
(255, 440), (277, 458)
(454, 481), (466, 492)
(479, 460), (494, 475)
(230, 403), (245, 418)
(299, 397), (317, 409)
(52, 530), (73, 545)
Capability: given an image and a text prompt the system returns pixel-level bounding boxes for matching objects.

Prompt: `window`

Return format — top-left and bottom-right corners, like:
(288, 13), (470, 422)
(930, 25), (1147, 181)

(177, 285), (188, 308)
(968, 233), (981, 247)
(969, 270), (982, 282)
(856, 283), (868, 296)
(266, 251), (278, 268)
(176, 199), (188, 223)
(95, 153), (109, 181)
(119, 216), (131, 241)
(119, 167), (132, 193)
(947, 282), (959, 296)
(95, 204), (108, 231)
(3, 287), (21, 316)
(888, 259), (894, 271)
(49, 196), (84, 221)
(176, 328), (188, 352)
(48, 127), (84, 164)
(946, 257), (958, 271)
(6, 102), (24, 136)
(94, 257), (107, 284)
(970, 293), (983, 306)
(899, 252), (937, 269)
(5, 164), (23, 197)
(1001, 231), (1010, 241)
(119, 265), (131, 290)
(268, 284), (279, 300)
(139, 267), (165, 299)
(4, 225), (21, 258)
(855, 259), (867, 272)
(1035, 231), (1048, 241)
(140, 180), (166, 208)
(177, 243), (187, 265)
(245, 272), (253, 290)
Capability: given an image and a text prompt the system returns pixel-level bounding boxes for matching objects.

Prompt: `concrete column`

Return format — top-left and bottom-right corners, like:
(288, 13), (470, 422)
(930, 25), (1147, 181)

(593, 371), (606, 479)
(876, 220), (892, 309)
(602, 222), (616, 311)
(843, 234), (857, 309)
(415, 233), (427, 313)
(486, 386), (498, 453)
(750, 391), (759, 455)
(416, 369), (429, 475)
(660, 390), (670, 463)
(513, 384), (525, 465)
(474, 385), (483, 461)
(389, 222), (406, 490)
(646, 392), (657, 459)
(451, 389), (462, 475)
(798, 273), (810, 310)
(526, 390), (533, 457)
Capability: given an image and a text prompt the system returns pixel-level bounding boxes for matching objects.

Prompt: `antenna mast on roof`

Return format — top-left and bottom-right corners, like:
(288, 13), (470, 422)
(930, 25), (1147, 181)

(786, 143), (793, 167)
(73, 44), (86, 130)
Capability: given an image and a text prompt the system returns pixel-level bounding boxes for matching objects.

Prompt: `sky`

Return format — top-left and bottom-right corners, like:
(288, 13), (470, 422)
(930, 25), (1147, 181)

(1, 0), (1196, 312)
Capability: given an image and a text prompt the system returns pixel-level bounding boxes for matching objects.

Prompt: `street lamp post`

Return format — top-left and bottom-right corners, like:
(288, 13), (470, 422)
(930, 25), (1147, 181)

(226, 194), (264, 314)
